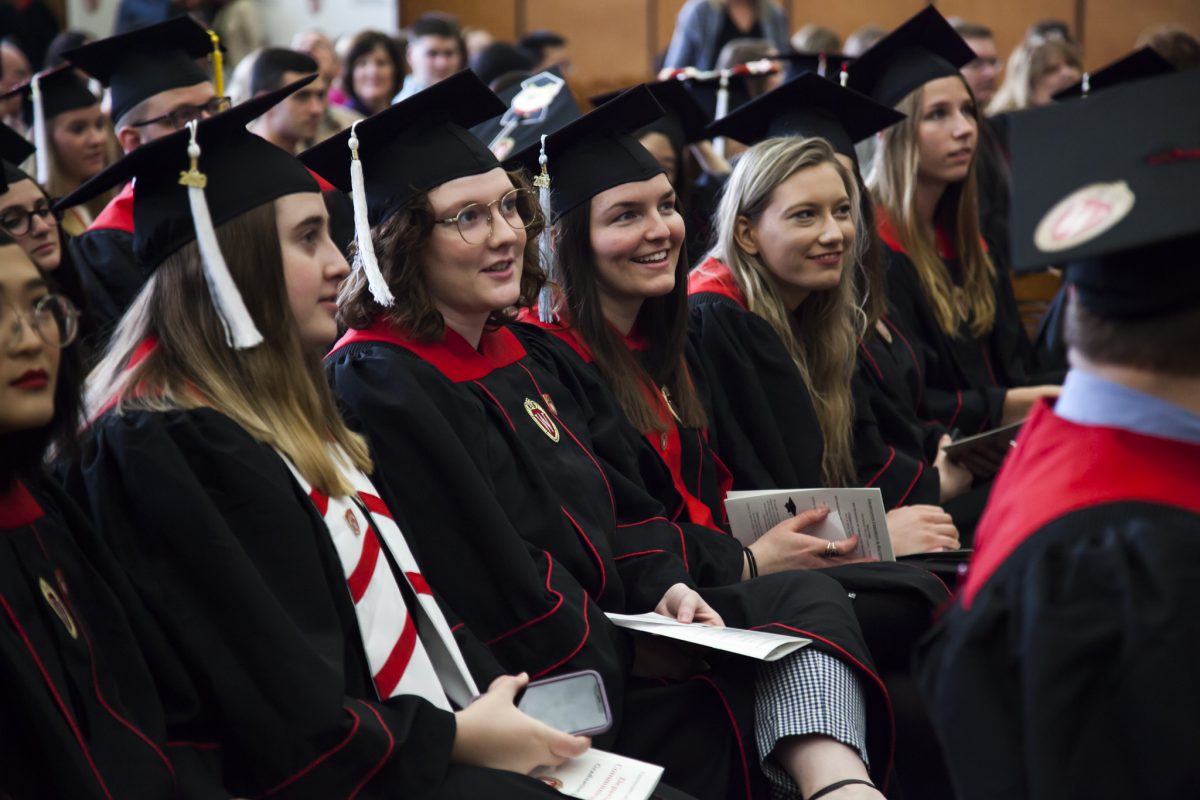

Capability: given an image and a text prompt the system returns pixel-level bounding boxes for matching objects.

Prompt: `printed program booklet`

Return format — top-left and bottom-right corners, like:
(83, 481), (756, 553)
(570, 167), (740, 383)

(531, 748), (664, 800)
(724, 487), (894, 562)
(606, 612), (810, 661)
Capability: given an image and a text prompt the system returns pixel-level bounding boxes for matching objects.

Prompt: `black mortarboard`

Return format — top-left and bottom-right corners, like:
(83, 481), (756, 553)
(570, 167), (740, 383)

(512, 84), (665, 223)
(683, 73), (752, 122)
(301, 70), (505, 226)
(0, 123), (36, 195)
(704, 72), (904, 159)
(62, 17), (220, 123)
(470, 69), (580, 162)
(1053, 47), (1175, 101)
(0, 67), (97, 125)
(1009, 70), (1200, 319)
(846, 6), (976, 108)
(56, 77), (318, 346)
(772, 51), (855, 83)
(591, 79), (709, 154)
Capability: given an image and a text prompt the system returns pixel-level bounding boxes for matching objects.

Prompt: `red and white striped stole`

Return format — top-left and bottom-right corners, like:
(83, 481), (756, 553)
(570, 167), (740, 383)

(278, 450), (479, 710)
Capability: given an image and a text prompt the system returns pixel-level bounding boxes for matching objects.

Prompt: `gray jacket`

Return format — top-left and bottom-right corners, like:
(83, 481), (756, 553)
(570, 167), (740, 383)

(662, 0), (789, 71)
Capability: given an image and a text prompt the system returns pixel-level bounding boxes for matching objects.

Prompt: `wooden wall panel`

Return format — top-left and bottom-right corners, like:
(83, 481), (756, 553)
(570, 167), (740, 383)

(399, 0), (517, 40)
(656, 0), (689, 61)
(1081, 0), (1200, 69)
(936, 0), (1076, 77)
(526, 0), (654, 99)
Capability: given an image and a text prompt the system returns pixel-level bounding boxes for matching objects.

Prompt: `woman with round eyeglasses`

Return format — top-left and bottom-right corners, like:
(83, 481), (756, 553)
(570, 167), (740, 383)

(0, 235), (212, 799)
(2, 123), (63, 274)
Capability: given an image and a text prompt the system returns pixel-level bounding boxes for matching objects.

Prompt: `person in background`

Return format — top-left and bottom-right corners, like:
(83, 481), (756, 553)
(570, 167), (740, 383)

(1026, 19), (1073, 43)
(249, 48), (324, 154)
(790, 23), (840, 56)
(291, 28), (362, 140)
(341, 29), (402, 116)
(42, 30), (92, 71)
(60, 17), (227, 339)
(1137, 24), (1200, 70)
(1, 39), (33, 136)
(951, 19), (1001, 109)
(519, 30), (571, 73)
(663, 0), (788, 71)
(470, 43), (535, 90)
(918, 68), (1200, 800)
(395, 13), (464, 102)
(1, 124), (63, 276)
(211, 0), (265, 73)
(988, 34), (1081, 114)
(843, 25), (885, 57)
(462, 27), (494, 61)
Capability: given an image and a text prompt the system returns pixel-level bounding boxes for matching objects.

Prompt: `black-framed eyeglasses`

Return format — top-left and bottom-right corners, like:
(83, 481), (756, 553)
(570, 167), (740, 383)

(129, 96), (233, 130)
(434, 188), (541, 245)
(2, 294), (80, 350)
(0, 201), (59, 236)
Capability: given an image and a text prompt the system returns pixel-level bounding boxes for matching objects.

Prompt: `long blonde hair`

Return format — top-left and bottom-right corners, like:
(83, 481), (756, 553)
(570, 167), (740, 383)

(711, 136), (863, 487)
(987, 36), (1082, 114)
(86, 201), (371, 496)
(868, 80), (996, 338)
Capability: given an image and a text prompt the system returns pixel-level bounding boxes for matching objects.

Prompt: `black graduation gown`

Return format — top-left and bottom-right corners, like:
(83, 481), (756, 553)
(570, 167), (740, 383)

(327, 320), (899, 797)
(68, 184), (145, 340)
(916, 402), (1200, 799)
(0, 474), (219, 800)
(877, 217), (1034, 437)
(67, 407), (565, 800)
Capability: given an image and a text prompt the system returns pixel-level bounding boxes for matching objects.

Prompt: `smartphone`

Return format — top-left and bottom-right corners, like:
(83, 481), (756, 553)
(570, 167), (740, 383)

(517, 669), (612, 736)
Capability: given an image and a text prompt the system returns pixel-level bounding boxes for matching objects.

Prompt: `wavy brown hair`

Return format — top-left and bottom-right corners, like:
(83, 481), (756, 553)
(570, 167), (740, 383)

(868, 78), (997, 339)
(338, 169), (546, 340)
(711, 136), (862, 487)
(87, 202), (371, 497)
(551, 193), (706, 435)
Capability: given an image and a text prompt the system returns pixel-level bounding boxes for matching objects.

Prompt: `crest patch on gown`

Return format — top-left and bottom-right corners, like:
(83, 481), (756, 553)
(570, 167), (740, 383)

(39, 576), (78, 639)
(524, 397), (560, 442)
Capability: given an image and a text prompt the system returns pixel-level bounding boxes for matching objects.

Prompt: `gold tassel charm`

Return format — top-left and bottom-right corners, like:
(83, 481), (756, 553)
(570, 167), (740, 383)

(207, 30), (224, 97)
(178, 137), (207, 189)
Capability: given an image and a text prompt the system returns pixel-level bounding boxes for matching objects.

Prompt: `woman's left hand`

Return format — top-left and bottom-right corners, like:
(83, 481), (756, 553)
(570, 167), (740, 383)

(654, 583), (724, 627)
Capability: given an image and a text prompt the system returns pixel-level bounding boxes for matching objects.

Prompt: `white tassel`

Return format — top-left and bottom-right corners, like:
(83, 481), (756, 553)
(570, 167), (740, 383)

(348, 120), (394, 307)
(31, 74), (49, 185)
(713, 70), (731, 159)
(179, 121), (263, 349)
(839, 61), (850, 88)
(534, 134), (557, 324)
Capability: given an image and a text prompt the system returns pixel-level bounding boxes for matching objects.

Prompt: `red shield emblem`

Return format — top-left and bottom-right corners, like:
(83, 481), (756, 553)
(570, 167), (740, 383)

(524, 397), (560, 442)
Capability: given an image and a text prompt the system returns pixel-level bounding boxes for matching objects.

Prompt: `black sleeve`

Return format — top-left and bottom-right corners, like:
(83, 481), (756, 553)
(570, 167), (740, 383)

(851, 369), (941, 508)
(686, 297), (824, 490)
(72, 408), (461, 800)
(328, 347), (636, 741)
(67, 229), (147, 341)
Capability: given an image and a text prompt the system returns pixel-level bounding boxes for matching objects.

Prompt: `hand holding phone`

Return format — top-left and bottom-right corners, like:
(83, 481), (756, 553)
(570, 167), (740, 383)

(517, 669), (612, 736)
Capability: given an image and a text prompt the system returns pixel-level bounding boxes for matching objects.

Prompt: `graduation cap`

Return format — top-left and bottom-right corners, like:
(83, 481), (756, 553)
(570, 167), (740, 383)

(1053, 47), (1175, 101)
(704, 72), (904, 160)
(510, 85), (665, 321)
(300, 70), (507, 308)
(1009, 70), (1200, 318)
(590, 79), (709, 155)
(55, 77), (320, 347)
(0, 123), (36, 195)
(61, 17), (223, 123)
(683, 73), (752, 122)
(772, 51), (855, 83)
(470, 68), (580, 162)
(0, 68), (99, 184)
(846, 6), (977, 108)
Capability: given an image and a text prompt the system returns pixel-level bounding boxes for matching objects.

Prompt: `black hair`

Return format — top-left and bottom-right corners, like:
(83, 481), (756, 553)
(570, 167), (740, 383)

(408, 13), (462, 41)
(519, 30), (567, 63)
(43, 30), (91, 70)
(471, 42), (535, 87)
(250, 47), (319, 95)
(342, 31), (404, 112)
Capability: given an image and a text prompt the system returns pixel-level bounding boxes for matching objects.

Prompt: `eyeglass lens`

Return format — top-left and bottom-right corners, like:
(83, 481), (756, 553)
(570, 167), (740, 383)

(454, 189), (539, 245)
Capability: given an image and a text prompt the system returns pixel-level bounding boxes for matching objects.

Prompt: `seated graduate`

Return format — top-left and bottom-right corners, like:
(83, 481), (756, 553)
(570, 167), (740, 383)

(61, 79), (588, 799)
(847, 7), (1059, 442)
(917, 69), (1200, 799)
(0, 232), (223, 798)
(311, 73), (892, 800)
(694, 71), (974, 546)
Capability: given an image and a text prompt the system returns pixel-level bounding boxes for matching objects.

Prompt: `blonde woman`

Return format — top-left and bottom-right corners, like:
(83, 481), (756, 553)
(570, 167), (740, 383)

(987, 34), (1081, 114)
(850, 7), (1059, 451)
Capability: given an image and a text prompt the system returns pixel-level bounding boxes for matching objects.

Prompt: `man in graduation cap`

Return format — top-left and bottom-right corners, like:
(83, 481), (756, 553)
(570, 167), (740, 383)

(59, 17), (227, 338)
(916, 69), (1200, 799)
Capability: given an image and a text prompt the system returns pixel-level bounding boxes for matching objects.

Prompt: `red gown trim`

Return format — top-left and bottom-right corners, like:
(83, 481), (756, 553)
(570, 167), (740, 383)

(961, 400), (1200, 608)
(687, 257), (746, 307)
(0, 480), (45, 528)
(329, 318), (527, 382)
(88, 183), (135, 233)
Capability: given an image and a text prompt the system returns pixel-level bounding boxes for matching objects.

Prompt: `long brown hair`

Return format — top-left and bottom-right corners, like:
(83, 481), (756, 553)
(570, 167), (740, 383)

(868, 79), (997, 338)
(711, 136), (861, 487)
(552, 196), (706, 435)
(338, 169), (546, 339)
(87, 201), (371, 496)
